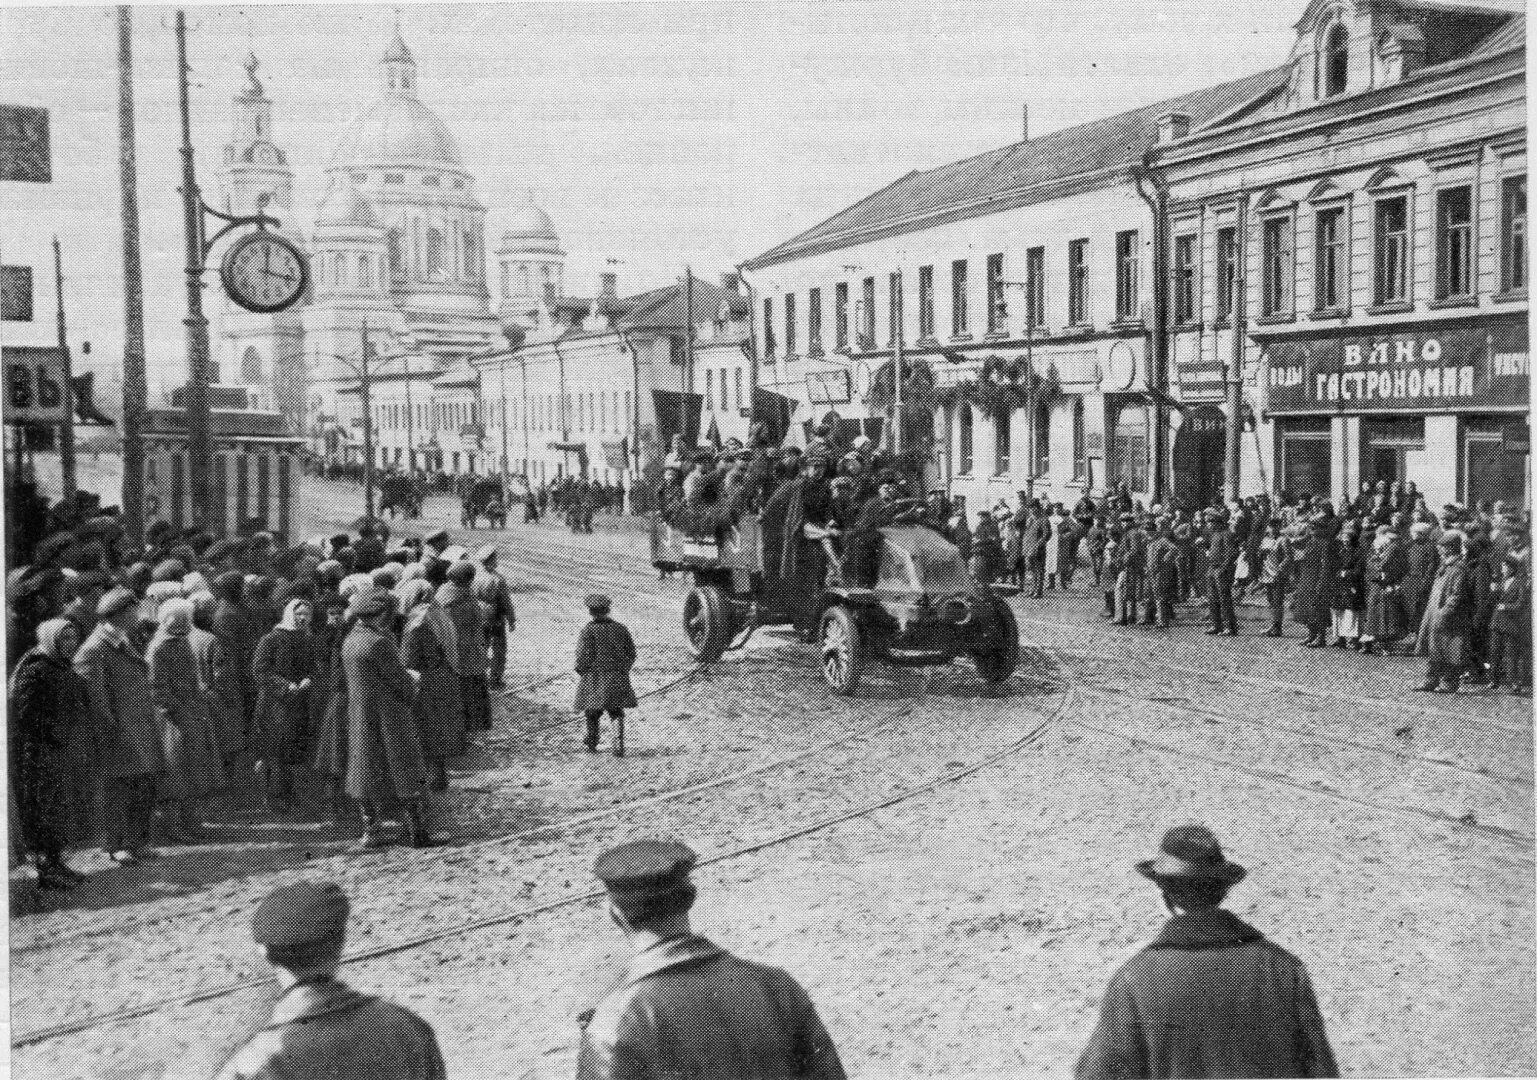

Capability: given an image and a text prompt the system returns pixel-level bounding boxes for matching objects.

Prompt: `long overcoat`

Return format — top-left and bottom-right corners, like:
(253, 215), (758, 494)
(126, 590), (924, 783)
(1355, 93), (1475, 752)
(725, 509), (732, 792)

(574, 616), (638, 713)
(1415, 556), (1471, 665)
(577, 935), (845, 1080)
(1401, 538), (1439, 625)
(147, 630), (226, 799)
(310, 636), (350, 782)
(1363, 541), (1410, 639)
(252, 627), (315, 765)
(1329, 542), (1367, 611)
(1290, 535), (1332, 631)
(9, 651), (91, 856)
(401, 605), (465, 759)
(211, 598), (264, 701)
(1076, 909), (1337, 1080)
(437, 583), (490, 732)
(75, 624), (164, 780)
(188, 626), (243, 757)
(342, 621), (429, 801)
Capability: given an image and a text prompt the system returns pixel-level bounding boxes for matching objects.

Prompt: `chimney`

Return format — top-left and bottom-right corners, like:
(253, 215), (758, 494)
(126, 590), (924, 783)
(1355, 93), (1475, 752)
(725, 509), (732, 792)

(1020, 104), (1029, 142)
(1156, 111), (1191, 144)
(600, 272), (617, 298)
(720, 272), (740, 294)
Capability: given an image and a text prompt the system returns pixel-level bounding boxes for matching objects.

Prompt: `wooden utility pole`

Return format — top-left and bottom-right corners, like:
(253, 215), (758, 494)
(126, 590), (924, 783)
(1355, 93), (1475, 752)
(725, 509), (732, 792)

(118, 5), (148, 544)
(1225, 198), (1247, 503)
(52, 237), (76, 504)
(683, 267), (695, 396)
(176, 10), (214, 527)
(360, 319), (376, 518)
(892, 270), (904, 456)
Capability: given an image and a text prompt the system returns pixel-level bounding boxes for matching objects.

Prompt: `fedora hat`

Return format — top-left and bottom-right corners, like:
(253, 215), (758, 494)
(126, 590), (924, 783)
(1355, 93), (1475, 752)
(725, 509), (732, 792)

(1135, 824), (1247, 885)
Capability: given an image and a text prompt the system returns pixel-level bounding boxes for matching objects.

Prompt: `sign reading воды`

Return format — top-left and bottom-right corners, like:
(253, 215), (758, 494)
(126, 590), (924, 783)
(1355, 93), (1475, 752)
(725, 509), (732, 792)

(1263, 321), (1528, 415)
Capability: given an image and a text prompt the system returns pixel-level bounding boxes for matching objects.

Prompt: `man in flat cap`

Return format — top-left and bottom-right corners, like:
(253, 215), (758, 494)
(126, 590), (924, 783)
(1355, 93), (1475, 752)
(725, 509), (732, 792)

(217, 880), (445, 1080)
(472, 545), (516, 688)
(575, 594), (636, 756)
(577, 840), (845, 1080)
(1077, 825), (1337, 1080)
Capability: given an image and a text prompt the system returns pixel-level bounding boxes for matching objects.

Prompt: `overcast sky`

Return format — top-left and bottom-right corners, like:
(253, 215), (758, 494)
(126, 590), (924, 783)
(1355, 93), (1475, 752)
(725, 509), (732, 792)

(0, 0), (1301, 395)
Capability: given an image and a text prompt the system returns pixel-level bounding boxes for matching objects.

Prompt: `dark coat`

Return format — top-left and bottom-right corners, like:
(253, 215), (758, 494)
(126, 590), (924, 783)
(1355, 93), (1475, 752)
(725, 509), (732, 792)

(1204, 530), (1236, 588)
(574, 616), (638, 713)
(401, 606), (465, 759)
(310, 639), (350, 781)
(1491, 573), (1532, 638)
(1401, 538), (1439, 623)
(216, 978), (444, 1080)
(211, 599), (264, 697)
(147, 631), (226, 799)
(1290, 536), (1331, 630)
(1077, 909), (1337, 1080)
(577, 935), (846, 1080)
(189, 626), (243, 757)
(9, 652), (90, 856)
(1363, 541), (1411, 639)
(75, 624), (164, 779)
(1022, 516), (1053, 562)
(1328, 542), (1367, 610)
(1144, 537), (1180, 598)
(252, 627), (315, 765)
(437, 583), (491, 732)
(342, 622), (429, 801)
(1416, 556), (1472, 665)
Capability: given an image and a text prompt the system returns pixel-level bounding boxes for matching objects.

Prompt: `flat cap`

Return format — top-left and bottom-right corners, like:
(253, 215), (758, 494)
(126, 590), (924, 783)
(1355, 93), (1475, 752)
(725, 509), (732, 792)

(251, 881), (350, 952)
(96, 586), (139, 618)
(584, 593), (611, 612)
(447, 559), (478, 586)
(423, 528), (450, 546)
(151, 559), (186, 583)
(593, 840), (696, 895)
(371, 565), (402, 588)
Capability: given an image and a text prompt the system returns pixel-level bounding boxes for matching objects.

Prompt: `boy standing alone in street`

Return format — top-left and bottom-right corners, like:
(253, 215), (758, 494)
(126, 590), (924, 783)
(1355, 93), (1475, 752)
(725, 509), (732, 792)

(575, 594), (637, 757)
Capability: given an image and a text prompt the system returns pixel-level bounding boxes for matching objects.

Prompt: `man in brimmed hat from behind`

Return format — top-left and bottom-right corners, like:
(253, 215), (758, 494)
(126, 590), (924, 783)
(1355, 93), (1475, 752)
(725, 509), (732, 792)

(1077, 825), (1337, 1080)
(216, 880), (444, 1080)
(577, 840), (845, 1080)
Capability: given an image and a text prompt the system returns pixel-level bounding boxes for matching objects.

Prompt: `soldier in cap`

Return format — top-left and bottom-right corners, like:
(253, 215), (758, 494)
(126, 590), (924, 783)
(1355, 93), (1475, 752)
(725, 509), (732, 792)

(216, 881), (445, 1080)
(575, 594), (636, 756)
(472, 544), (516, 687)
(577, 840), (846, 1080)
(1077, 826), (1337, 1080)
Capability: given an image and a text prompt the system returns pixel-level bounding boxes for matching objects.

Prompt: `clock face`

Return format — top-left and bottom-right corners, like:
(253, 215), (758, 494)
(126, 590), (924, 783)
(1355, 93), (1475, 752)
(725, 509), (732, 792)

(221, 232), (308, 313)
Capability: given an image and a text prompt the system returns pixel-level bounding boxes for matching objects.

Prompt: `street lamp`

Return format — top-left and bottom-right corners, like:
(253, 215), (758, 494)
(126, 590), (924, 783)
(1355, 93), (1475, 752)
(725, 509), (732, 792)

(310, 319), (414, 519)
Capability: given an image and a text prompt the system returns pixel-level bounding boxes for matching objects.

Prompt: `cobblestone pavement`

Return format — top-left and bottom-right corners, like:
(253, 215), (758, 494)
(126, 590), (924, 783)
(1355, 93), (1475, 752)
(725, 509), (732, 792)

(11, 476), (1536, 1078)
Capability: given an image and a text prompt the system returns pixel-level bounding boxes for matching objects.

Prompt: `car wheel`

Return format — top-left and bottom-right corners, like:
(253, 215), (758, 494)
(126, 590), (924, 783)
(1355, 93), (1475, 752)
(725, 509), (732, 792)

(973, 596), (1020, 683)
(683, 585), (732, 663)
(820, 606), (864, 696)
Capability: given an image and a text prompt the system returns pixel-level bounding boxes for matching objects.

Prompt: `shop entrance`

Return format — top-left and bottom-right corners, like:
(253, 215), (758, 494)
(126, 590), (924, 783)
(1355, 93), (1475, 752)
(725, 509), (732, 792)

(1172, 405), (1225, 510)
(1464, 418), (1529, 509)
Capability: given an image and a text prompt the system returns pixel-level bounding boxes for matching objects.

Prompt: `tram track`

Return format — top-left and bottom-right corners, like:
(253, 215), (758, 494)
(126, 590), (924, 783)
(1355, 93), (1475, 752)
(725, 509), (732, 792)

(13, 651), (1074, 1049)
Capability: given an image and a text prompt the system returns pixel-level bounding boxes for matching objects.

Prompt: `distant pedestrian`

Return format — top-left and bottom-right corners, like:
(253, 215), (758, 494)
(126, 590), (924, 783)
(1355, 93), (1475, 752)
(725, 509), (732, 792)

(1076, 825), (1338, 1080)
(1487, 554), (1532, 694)
(438, 560), (492, 734)
(472, 545), (516, 688)
(574, 593), (637, 757)
(1203, 511), (1238, 635)
(1415, 531), (1473, 694)
(577, 840), (846, 1080)
(216, 881), (445, 1080)
(1257, 519), (1292, 637)
(1329, 525), (1367, 649)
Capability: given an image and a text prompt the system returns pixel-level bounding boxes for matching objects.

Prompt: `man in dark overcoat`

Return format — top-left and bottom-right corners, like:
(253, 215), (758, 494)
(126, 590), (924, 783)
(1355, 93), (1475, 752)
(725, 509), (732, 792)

(216, 881), (445, 1080)
(574, 593), (637, 757)
(472, 545), (516, 688)
(577, 840), (846, 1080)
(1077, 825), (1338, 1080)
(1415, 530), (1473, 693)
(1203, 511), (1238, 635)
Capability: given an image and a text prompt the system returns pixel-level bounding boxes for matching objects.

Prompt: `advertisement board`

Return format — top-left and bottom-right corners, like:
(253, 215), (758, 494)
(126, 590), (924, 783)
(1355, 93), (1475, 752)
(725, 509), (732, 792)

(2, 345), (67, 424)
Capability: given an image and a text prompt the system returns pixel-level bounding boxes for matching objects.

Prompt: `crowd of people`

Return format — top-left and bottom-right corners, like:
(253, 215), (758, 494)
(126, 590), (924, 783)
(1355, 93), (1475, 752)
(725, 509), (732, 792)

(7, 481), (521, 891)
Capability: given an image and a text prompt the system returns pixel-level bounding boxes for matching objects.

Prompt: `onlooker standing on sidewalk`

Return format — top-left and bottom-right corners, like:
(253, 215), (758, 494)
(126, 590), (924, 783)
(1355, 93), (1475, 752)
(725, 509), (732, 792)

(1292, 518), (1333, 648)
(1114, 514), (1146, 625)
(1076, 825), (1338, 1080)
(1361, 524), (1409, 655)
(75, 586), (164, 864)
(1257, 518), (1293, 637)
(1143, 520), (1179, 629)
(1329, 524), (1367, 649)
(147, 598), (225, 842)
(575, 593), (637, 757)
(577, 840), (846, 1080)
(472, 545), (516, 688)
(1487, 553), (1532, 694)
(251, 599), (317, 814)
(439, 560), (492, 735)
(216, 881), (445, 1080)
(1415, 531), (1473, 694)
(1401, 521), (1440, 631)
(1203, 512), (1238, 636)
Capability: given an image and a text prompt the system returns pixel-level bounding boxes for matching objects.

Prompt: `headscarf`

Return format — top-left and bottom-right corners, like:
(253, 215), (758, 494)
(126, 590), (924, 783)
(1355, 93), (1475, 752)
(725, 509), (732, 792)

(394, 578), (435, 614)
(277, 597), (313, 632)
(32, 617), (77, 661)
(156, 597), (194, 637)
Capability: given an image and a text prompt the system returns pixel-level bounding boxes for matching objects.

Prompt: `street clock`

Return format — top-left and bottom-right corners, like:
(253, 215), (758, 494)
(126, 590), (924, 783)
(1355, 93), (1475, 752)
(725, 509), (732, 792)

(220, 231), (308, 313)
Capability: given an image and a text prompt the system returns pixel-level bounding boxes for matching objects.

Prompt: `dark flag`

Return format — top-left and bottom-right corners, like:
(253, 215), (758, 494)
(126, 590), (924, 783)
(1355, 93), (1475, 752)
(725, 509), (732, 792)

(73, 372), (114, 425)
(651, 389), (702, 447)
(751, 387), (797, 446)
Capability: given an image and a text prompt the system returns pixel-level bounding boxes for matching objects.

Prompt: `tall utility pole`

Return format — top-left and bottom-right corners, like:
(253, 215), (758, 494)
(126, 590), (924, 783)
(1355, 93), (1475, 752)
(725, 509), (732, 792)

(683, 267), (695, 396)
(498, 361), (511, 487)
(176, 10), (214, 527)
(1225, 198), (1247, 503)
(891, 269), (904, 456)
(360, 319), (375, 518)
(52, 237), (76, 504)
(403, 355), (415, 473)
(118, 5), (148, 545)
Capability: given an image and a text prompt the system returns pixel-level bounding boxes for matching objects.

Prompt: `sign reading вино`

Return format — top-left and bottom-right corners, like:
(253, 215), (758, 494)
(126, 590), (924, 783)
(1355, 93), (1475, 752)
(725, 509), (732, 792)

(1262, 322), (1528, 415)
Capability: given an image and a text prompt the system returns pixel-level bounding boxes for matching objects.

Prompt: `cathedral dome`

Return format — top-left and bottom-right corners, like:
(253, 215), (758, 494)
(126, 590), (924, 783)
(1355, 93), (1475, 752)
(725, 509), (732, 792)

(328, 95), (465, 171)
(316, 181), (380, 227)
(500, 193), (562, 255)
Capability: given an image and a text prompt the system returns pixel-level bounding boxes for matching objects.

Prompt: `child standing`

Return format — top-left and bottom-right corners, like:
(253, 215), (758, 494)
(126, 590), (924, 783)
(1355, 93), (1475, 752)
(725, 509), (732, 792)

(1487, 555), (1531, 694)
(574, 594), (638, 757)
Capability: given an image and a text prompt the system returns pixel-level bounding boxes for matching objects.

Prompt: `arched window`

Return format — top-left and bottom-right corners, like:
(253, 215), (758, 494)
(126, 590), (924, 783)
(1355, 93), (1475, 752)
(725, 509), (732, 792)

(1113, 403), (1150, 493)
(357, 253), (372, 289)
(426, 227), (446, 279)
(958, 405), (974, 475)
(387, 230), (404, 280)
(1324, 23), (1348, 97)
(241, 346), (262, 385)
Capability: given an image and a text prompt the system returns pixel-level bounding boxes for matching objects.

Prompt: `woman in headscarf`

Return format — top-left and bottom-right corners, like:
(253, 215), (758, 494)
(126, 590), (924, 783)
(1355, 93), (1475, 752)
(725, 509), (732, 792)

(1328, 522), (1367, 649)
(438, 561), (491, 734)
(398, 578), (464, 791)
(147, 598), (225, 842)
(188, 591), (242, 768)
(9, 617), (91, 889)
(309, 594), (353, 822)
(1401, 521), (1440, 630)
(251, 598), (316, 814)
(1361, 524), (1410, 655)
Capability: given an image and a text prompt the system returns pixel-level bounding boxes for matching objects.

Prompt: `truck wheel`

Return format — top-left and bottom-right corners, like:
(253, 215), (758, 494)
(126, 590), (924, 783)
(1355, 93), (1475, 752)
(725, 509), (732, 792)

(683, 585), (732, 663)
(973, 596), (1020, 683)
(820, 606), (865, 696)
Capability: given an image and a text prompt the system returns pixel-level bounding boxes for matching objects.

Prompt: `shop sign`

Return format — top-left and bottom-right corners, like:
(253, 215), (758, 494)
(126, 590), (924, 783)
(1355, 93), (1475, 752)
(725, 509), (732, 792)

(1263, 324), (1528, 415)
(2, 345), (68, 424)
(600, 438), (628, 470)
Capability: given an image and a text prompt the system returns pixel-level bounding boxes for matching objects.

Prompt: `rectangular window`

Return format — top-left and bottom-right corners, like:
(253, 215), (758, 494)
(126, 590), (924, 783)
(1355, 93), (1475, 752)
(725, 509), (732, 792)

(1115, 230), (1140, 321)
(918, 265), (935, 339)
(1068, 240), (1090, 326)
(861, 277), (876, 345)
(1436, 186), (1474, 300)
(994, 409), (1011, 475)
(1215, 227), (1237, 321)
(951, 259), (969, 336)
(1025, 247), (1045, 329)
(986, 253), (1005, 334)
(785, 293), (797, 356)
(704, 369), (713, 409)
(888, 272), (903, 344)
(1034, 400), (1051, 478)
(1374, 195), (1410, 305)
(808, 287), (823, 354)
(763, 297), (776, 359)
(734, 368), (743, 411)
(720, 370), (729, 411)
(1314, 206), (1345, 311)
(0, 265), (34, 321)
(1071, 399), (1086, 480)
(1261, 216), (1292, 317)
(1502, 175), (1527, 294)
(1173, 234), (1196, 326)
(834, 282), (849, 349)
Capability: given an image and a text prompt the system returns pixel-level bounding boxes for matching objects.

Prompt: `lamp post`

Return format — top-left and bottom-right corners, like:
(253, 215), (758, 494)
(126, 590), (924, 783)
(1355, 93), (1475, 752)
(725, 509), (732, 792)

(311, 323), (412, 520)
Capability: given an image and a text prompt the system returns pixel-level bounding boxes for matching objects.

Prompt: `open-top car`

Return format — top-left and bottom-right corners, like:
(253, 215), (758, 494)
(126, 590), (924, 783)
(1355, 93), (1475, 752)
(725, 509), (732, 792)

(652, 515), (1019, 694)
